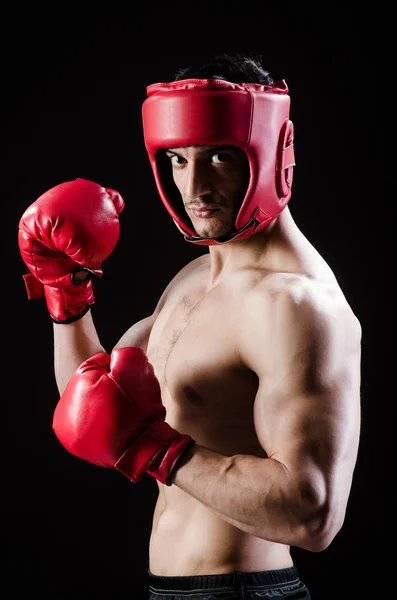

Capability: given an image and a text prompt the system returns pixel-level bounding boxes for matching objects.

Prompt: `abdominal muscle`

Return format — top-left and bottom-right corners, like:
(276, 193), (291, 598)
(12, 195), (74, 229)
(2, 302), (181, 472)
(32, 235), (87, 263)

(149, 482), (293, 576)
(148, 401), (293, 576)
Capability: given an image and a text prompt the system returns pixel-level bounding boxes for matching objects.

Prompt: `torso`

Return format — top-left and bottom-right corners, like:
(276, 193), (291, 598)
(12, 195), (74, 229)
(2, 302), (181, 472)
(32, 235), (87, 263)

(145, 219), (353, 576)
(147, 257), (277, 576)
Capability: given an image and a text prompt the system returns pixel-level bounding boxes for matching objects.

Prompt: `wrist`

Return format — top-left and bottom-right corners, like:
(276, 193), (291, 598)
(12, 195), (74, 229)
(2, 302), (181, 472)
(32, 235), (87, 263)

(114, 421), (195, 485)
(146, 425), (196, 486)
(44, 283), (94, 323)
(162, 438), (196, 486)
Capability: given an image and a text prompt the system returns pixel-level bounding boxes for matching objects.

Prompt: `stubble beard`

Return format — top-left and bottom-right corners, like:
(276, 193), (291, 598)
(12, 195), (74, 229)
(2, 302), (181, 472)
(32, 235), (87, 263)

(193, 219), (234, 239)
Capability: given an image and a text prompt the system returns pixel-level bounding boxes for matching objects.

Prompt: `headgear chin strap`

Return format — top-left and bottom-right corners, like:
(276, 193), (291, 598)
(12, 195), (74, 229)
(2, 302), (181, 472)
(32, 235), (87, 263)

(142, 78), (295, 246)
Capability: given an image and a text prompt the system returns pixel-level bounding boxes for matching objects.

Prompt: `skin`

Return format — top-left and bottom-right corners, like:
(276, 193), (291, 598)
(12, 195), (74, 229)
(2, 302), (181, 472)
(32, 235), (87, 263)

(53, 145), (362, 576)
(164, 145), (250, 239)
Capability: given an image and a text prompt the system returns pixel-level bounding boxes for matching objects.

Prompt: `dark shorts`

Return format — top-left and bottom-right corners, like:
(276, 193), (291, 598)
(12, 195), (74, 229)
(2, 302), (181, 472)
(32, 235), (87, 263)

(147, 565), (310, 599)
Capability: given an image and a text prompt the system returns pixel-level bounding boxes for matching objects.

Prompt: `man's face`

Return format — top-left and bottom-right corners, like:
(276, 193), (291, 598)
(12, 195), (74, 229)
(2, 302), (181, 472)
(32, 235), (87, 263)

(165, 145), (250, 239)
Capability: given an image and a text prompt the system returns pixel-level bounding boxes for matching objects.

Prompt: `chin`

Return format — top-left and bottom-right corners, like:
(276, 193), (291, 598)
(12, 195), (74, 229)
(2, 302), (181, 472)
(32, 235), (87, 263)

(193, 221), (233, 239)
(195, 228), (230, 239)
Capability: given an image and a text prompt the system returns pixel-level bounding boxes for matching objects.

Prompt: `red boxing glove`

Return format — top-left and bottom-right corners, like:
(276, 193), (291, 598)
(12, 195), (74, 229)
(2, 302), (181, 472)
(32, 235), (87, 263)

(18, 178), (125, 323)
(52, 347), (196, 486)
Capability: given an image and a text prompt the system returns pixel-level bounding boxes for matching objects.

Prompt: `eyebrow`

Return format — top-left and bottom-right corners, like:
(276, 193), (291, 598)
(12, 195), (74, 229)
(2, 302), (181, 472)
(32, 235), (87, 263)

(165, 145), (237, 156)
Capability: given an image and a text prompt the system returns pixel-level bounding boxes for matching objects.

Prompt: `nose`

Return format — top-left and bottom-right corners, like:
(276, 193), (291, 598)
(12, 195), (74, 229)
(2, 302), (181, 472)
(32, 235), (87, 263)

(183, 161), (213, 201)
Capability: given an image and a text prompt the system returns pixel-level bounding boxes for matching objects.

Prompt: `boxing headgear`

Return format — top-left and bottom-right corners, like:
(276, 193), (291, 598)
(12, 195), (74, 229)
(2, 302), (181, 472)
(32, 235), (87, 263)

(142, 78), (295, 245)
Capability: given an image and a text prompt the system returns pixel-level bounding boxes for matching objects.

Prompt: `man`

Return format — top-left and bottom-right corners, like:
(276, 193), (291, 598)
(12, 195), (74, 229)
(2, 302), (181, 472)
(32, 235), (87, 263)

(18, 54), (362, 599)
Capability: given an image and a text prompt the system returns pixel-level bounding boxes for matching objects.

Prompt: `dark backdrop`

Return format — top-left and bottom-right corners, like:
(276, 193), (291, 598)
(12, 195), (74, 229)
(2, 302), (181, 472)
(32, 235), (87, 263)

(5, 17), (391, 600)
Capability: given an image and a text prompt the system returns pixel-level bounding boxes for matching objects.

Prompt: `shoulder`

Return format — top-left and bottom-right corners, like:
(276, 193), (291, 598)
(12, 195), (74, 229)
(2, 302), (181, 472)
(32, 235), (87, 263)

(154, 253), (209, 312)
(239, 270), (362, 374)
(113, 254), (209, 351)
(248, 269), (360, 330)
(172, 253), (210, 282)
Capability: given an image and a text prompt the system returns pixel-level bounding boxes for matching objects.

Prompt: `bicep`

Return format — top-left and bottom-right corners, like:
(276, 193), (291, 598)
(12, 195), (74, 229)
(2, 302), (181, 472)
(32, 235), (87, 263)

(250, 289), (362, 498)
(112, 282), (169, 353)
(254, 360), (361, 482)
(112, 314), (157, 353)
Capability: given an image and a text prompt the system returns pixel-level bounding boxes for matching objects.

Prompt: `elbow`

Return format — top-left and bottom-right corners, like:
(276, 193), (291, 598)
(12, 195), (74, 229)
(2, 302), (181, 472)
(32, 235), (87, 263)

(292, 482), (345, 552)
(299, 510), (343, 552)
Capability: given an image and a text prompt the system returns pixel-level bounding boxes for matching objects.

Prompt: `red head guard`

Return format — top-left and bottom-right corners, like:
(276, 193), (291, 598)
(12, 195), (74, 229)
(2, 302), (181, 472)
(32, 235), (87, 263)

(142, 78), (295, 245)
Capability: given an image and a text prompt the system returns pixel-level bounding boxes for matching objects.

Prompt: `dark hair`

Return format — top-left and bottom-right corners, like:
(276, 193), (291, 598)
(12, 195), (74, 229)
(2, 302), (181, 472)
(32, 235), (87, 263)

(172, 53), (274, 85)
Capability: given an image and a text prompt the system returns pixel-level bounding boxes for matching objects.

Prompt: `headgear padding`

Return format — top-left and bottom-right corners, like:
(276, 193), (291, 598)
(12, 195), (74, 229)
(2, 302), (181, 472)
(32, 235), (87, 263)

(142, 78), (295, 245)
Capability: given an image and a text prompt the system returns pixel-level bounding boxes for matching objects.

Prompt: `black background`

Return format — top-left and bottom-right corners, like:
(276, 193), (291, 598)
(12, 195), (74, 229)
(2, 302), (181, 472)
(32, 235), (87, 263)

(5, 14), (392, 600)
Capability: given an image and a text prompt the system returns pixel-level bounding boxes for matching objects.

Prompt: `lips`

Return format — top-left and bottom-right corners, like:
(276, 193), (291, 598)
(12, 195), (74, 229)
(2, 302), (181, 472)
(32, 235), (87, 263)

(191, 208), (219, 218)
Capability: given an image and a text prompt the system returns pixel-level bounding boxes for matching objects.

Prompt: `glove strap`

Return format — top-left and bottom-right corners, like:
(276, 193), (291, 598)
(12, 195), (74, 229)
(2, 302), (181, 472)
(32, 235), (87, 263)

(23, 273), (45, 299)
(22, 271), (96, 323)
(115, 421), (195, 485)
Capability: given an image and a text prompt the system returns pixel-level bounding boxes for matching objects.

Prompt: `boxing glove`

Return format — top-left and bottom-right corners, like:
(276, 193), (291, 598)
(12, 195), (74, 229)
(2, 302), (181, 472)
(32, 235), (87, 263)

(18, 178), (125, 323)
(52, 347), (196, 486)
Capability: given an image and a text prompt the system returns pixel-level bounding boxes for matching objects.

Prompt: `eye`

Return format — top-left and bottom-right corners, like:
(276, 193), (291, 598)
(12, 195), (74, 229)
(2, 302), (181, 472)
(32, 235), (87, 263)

(168, 154), (186, 166)
(212, 152), (232, 164)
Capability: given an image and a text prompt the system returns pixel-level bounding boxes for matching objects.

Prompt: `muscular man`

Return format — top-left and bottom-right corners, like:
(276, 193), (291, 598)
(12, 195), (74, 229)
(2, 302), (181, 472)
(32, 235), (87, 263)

(18, 54), (361, 599)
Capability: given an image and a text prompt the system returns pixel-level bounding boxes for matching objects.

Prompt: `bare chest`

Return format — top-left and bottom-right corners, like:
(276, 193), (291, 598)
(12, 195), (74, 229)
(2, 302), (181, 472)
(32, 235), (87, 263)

(147, 286), (262, 456)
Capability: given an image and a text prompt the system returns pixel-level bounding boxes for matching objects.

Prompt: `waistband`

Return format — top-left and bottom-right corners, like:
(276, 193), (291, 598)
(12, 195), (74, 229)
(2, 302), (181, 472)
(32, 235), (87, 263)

(148, 565), (300, 592)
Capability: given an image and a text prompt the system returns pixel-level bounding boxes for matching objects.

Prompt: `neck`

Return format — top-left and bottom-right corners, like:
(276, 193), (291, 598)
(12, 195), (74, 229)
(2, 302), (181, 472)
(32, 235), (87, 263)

(205, 207), (295, 287)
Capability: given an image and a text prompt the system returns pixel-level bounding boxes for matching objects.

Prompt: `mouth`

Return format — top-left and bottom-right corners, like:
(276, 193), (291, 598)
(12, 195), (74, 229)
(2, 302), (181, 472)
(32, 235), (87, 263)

(189, 206), (220, 219)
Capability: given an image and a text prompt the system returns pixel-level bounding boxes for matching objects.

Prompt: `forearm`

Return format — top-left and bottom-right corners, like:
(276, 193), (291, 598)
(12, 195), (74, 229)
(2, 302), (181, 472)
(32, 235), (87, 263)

(172, 444), (311, 547)
(53, 310), (106, 394)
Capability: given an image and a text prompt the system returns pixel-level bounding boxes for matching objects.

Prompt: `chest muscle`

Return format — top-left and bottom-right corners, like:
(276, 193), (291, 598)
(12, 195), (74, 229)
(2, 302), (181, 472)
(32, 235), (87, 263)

(147, 286), (262, 456)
